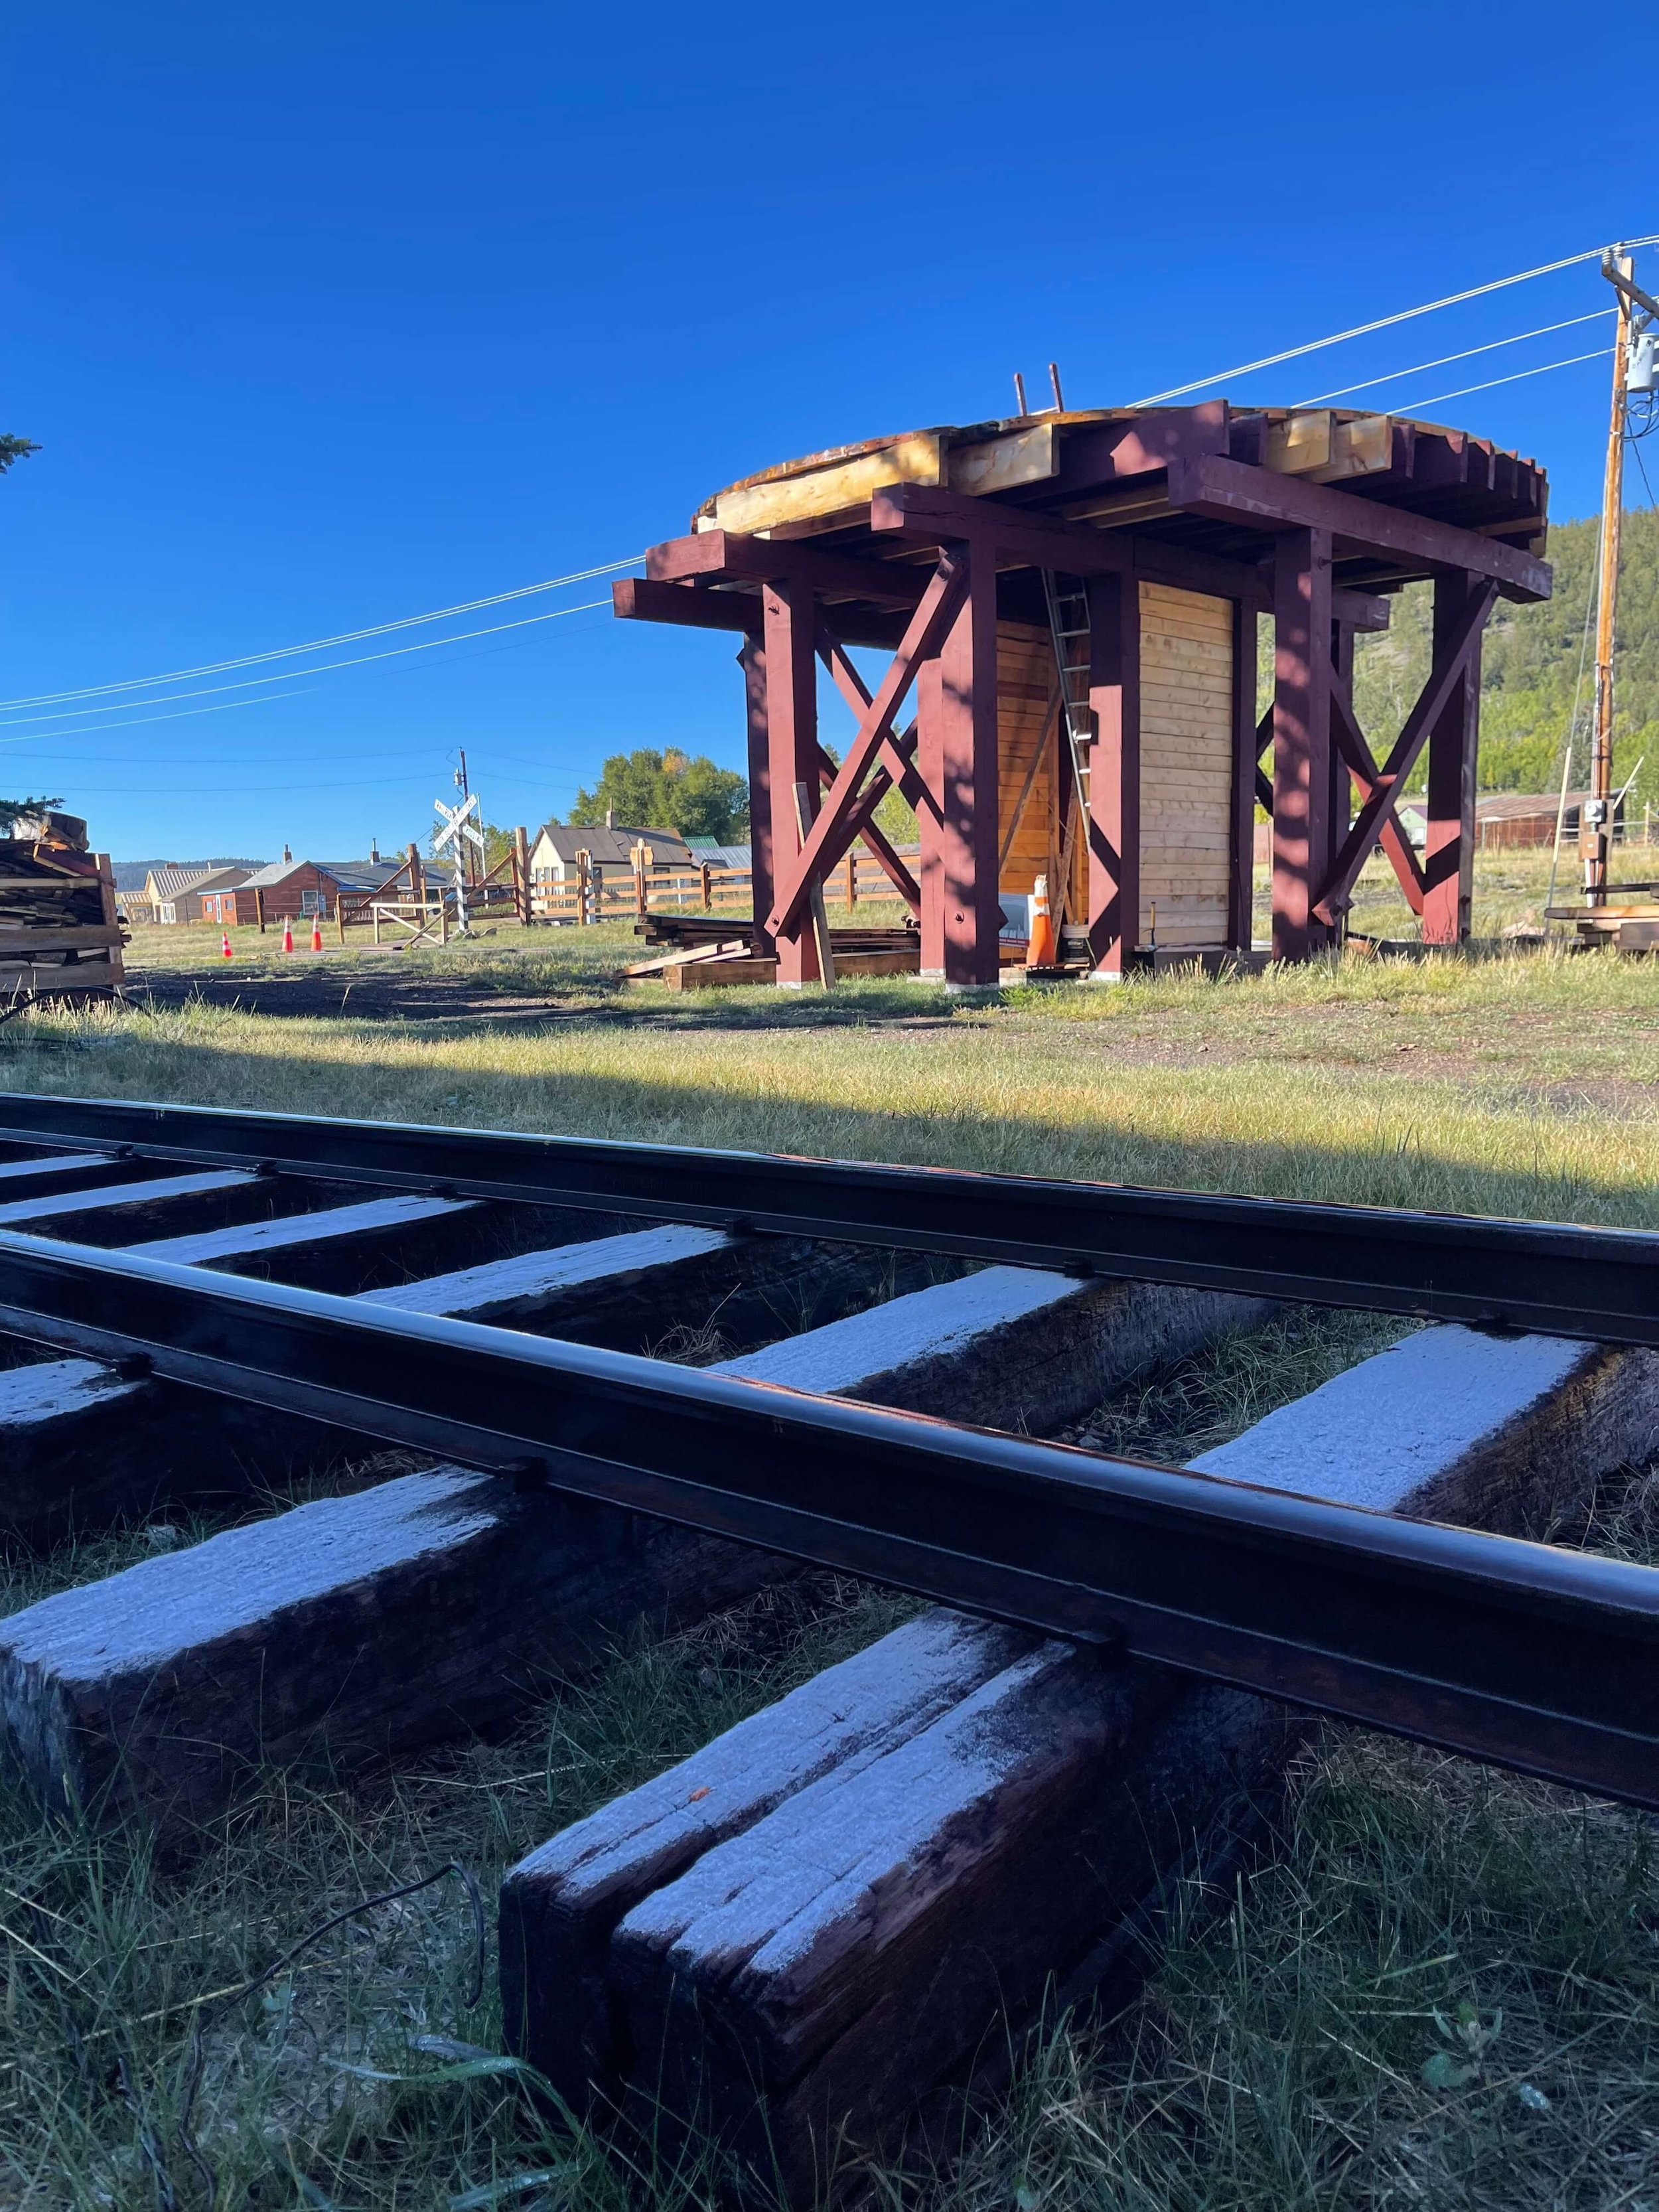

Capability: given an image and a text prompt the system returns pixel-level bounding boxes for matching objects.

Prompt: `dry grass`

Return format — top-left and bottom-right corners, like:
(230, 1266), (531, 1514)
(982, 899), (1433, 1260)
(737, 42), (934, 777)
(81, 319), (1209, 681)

(3, 882), (1659, 2206)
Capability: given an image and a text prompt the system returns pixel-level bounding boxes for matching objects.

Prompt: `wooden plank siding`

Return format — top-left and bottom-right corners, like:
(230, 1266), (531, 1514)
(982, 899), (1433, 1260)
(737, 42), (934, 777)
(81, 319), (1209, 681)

(1137, 581), (1234, 946)
(996, 623), (1085, 919)
(995, 623), (1053, 895)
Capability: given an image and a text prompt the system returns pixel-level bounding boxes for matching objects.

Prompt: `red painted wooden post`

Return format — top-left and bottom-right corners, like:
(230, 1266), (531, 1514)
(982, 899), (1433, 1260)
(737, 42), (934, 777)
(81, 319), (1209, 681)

(1328, 619), (1355, 931)
(762, 581), (822, 986)
(741, 636), (774, 957)
(1085, 572), (1139, 976)
(1271, 528), (1334, 962)
(916, 544), (999, 985)
(1422, 569), (1483, 946)
(1227, 597), (1258, 952)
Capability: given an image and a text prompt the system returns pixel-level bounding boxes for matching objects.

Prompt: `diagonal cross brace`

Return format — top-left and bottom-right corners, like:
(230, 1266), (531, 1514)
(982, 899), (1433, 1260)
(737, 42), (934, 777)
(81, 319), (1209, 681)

(1327, 660), (1427, 915)
(816, 625), (936, 820)
(814, 625), (928, 912)
(1312, 581), (1497, 927)
(768, 555), (968, 938)
(1253, 684), (1424, 912)
(813, 741), (923, 912)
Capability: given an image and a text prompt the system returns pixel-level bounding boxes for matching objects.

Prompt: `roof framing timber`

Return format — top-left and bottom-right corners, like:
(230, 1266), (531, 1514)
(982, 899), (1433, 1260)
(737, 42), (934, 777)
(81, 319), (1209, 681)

(1165, 455), (1550, 603)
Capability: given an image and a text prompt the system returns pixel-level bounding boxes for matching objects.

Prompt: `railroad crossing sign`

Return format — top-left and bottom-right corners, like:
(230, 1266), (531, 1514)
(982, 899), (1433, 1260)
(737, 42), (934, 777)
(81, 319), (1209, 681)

(433, 790), (484, 856)
(434, 791), (486, 934)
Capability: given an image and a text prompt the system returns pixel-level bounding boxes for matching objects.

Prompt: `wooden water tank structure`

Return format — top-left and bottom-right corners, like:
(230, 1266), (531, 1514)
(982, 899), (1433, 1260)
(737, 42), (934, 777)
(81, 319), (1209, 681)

(615, 404), (1550, 983)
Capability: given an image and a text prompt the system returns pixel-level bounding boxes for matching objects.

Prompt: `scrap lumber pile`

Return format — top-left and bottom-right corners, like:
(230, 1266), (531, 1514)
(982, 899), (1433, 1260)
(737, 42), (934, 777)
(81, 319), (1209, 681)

(0, 816), (125, 1004)
(1544, 897), (1659, 950)
(626, 912), (920, 989)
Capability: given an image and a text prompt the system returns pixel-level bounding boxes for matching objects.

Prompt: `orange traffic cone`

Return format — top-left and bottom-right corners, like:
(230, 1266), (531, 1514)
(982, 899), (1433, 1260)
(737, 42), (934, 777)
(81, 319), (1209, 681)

(1027, 874), (1056, 968)
(310, 915), (323, 952)
(281, 918), (294, 954)
(220, 930), (233, 960)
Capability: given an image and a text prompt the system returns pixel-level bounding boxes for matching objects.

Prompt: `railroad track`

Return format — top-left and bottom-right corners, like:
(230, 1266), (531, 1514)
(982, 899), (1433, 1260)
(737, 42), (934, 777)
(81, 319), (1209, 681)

(0, 1089), (1656, 2180)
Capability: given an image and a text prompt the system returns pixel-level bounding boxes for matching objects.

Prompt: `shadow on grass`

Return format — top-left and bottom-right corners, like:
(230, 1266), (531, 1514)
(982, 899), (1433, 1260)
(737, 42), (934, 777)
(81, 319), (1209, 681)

(4, 1017), (1656, 1230)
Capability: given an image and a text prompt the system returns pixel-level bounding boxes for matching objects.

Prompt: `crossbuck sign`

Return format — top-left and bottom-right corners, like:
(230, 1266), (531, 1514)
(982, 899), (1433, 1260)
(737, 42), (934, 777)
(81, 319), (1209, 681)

(434, 792), (485, 932)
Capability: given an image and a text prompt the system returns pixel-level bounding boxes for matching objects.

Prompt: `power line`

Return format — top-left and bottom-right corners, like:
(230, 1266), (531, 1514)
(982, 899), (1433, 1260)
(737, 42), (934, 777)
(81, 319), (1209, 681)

(0, 690), (321, 748)
(1294, 311), (1613, 406)
(0, 599), (612, 744)
(0, 557), (642, 712)
(56, 770), (584, 797)
(1131, 234), (1659, 406)
(1394, 346), (1613, 415)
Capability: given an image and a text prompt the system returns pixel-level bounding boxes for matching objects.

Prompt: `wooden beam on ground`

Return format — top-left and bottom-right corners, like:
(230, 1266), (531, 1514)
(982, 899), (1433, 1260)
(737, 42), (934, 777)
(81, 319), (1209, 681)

(0, 1270), (1265, 1844)
(0, 1152), (127, 1201)
(0, 1169), (257, 1232)
(500, 1325), (1659, 2189)
(125, 1193), (473, 1270)
(1166, 454), (1551, 603)
(0, 1223), (873, 1548)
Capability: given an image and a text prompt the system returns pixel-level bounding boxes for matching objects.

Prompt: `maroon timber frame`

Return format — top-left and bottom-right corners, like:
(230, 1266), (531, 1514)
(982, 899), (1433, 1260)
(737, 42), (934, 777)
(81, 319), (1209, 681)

(614, 425), (1544, 981)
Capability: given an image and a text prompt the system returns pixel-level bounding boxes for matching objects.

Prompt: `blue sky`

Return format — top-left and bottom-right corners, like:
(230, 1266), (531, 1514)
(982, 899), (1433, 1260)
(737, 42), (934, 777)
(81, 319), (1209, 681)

(3, 0), (1652, 862)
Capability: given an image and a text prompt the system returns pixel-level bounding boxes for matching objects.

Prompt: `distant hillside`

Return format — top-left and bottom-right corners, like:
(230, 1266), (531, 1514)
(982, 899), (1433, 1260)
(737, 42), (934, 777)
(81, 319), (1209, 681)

(1350, 507), (1659, 816)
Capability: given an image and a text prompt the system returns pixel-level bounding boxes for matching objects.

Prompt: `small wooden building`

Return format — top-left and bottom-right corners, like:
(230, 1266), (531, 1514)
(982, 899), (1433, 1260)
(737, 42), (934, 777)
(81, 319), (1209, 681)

(614, 404), (1550, 982)
(528, 820), (695, 890)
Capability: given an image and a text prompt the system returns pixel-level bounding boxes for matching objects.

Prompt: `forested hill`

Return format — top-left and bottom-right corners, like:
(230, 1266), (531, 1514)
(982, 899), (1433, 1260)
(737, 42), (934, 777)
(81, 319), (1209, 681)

(1350, 506), (1659, 814)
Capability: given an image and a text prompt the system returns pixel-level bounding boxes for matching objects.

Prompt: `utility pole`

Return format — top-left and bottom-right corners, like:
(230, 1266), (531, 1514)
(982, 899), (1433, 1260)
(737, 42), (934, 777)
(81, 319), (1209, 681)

(1589, 250), (1636, 903)
(457, 749), (478, 886)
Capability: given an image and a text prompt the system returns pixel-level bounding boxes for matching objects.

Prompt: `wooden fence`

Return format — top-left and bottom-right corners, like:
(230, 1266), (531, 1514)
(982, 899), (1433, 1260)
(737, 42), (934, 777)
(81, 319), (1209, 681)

(329, 836), (918, 940)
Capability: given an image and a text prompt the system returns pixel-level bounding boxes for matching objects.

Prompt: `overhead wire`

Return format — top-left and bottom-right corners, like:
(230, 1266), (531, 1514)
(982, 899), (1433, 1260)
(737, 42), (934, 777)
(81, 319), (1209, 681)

(1131, 234), (1659, 406)
(0, 557), (642, 711)
(0, 599), (612, 744)
(1294, 311), (1613, 406)
(1392, 346), (1614, 414)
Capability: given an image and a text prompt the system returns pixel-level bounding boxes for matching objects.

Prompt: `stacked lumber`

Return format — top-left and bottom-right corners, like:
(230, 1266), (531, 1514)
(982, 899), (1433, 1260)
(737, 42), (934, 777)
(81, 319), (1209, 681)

(626, 918), (921, 988)
(0, 828), (126, 1002)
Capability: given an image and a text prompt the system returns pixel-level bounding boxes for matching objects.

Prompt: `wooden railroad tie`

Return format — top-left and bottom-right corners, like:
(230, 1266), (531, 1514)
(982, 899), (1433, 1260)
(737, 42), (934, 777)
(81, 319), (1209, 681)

(501, 1324), (1659, 2190)
(0, 1110), (1656, 2191)
(0, 1259), (1263, 1845)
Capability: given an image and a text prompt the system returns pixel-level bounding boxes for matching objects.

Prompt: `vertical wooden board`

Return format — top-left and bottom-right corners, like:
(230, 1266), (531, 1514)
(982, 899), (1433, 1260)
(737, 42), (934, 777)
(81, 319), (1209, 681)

(1137, 583), (1234, 946)
(996, 624), (1055, 897)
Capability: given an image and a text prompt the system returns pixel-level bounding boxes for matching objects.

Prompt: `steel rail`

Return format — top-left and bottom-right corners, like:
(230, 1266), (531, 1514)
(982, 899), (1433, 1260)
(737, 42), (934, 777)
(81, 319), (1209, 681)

(0, 1225), (1656, 1809)
(0, 1091), (1655, 1344)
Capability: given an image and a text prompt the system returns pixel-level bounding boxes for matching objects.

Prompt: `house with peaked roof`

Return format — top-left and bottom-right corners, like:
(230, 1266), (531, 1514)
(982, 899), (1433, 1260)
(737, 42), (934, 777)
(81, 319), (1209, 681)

(528, 818), (695, 891)
(238, 855), (403, 924)
(143, 864), (219, 924)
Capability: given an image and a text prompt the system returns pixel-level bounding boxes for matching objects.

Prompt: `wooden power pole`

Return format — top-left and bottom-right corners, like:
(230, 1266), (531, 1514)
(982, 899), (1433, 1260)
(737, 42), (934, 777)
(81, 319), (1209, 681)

(1588, 249), (1634, 904)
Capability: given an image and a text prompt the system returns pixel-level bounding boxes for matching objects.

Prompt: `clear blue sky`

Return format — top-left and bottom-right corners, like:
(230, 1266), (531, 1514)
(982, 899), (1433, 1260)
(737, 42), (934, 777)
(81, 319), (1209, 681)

(3, 0), (1652, 863)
